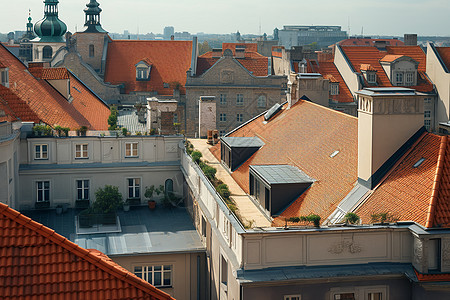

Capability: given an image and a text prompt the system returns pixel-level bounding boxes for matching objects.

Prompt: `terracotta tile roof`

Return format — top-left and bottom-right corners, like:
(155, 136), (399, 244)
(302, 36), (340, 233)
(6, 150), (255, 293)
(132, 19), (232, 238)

(0, 43), (109, 130)
(414, 269), (450, 282)
(0, 202), (174, 300)
(197, 51), (269, 77)
(340, 45), (433, 93)
(41, 67), (69, 80)
(104, 40), (193, 95)
(338, 38), (405, 47)
(355, 133), (450, 228)
(435, 47), (450, 71)
(0, 84), (40, 123)
(211, 101), (358, 226)
(309, 59), (354, 103)
(379, 54), (404, 63)
(0, 61), (6, 68)
(222, 43), (258, 53)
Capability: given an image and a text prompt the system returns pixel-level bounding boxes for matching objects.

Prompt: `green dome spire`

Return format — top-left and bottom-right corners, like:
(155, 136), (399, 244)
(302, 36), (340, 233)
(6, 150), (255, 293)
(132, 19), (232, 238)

(83, 0), (107, 33)
(34, 0), (67, 42)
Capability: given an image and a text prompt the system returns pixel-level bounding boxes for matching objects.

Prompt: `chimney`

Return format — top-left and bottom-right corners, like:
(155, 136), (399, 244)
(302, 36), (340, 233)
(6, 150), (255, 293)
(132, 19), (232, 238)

(374, 40), (388, 50)
(212, 48), (222, 59)
(356, 87), (425, 189)
(404, 34), (417, 46)
(170, 35), (175, 41)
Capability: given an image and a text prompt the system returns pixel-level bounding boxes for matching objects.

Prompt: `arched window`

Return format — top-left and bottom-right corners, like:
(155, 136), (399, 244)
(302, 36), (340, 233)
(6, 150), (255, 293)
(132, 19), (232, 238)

(165, 179), (173, 195)
(42, 46), (53, 60)
(257, 95), (266, 108)
(89, 44), (94, 57)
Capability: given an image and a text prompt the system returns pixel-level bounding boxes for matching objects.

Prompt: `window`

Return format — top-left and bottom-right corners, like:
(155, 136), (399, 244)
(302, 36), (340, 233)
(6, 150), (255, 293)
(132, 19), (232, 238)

(125, 142), (138, 157)
(424, 97), (432, 104)
(405, 72), (414, 85)
(0, 68), (9, 87)
(425, 119), (431, 130)
(76, 180), (89, 200)
(284, 296), (301, 300)
(134, 265), (172, 287)
(35, 144), (48, 160)
(367, 72), (376, 84)
(137, 68), (148, 80)
(220, 94), (227, 105)
(424, 110), (431, 118)
(333, 293), (355, 300)
(219, 113), (227, 122)
(237, 113), (243, 123)
(428, 238), (441, 271)
(330, 83), (339, 95)
(395, 72), (403, 85)
(219, 130), (225, 136)
(236, 94), (244, 106)
(221, 255), (228, 286)
(128, 178), (140, 199)
(368, 292), (382, 300)
(89, 44), (94, 57)
(42, 46), (53, 60)
(36, 181), (50, 202)
(75, 144), (88, 158)
(173, 113), (178, 123)
(257, 95), (266, 108)
(165, 179), (174, 195)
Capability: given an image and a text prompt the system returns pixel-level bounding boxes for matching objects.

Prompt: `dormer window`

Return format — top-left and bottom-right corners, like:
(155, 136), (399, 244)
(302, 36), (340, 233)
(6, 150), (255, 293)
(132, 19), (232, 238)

(367, 72), (377, 84)
(396, 73), (403, 85)
(330, 83), (339, 95)
(135, 59), (152, 81)
(360, 64), (377, 85)
(380, 55), (418, 87)
(0, 68), (9, 88)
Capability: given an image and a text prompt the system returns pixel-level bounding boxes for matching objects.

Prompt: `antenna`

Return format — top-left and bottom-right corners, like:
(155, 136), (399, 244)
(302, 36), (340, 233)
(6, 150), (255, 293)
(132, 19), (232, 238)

(347, 16), (350, 37)
(259, 18), (262, 36)
(361, 26), (364, 37)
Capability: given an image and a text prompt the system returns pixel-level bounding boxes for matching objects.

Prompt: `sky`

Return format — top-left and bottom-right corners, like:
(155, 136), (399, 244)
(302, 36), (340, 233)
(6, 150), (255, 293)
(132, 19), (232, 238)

(2, 0), (450, 37)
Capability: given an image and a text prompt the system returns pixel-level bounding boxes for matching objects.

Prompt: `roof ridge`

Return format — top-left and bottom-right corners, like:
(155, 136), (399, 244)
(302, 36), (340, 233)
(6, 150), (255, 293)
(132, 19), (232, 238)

(299, 99), (358, 120)
(0, 202), (174, 299)
(426, 135), (448, 228)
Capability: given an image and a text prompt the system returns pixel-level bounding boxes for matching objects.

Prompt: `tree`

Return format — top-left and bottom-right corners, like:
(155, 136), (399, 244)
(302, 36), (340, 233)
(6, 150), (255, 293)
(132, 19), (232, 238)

(93, 185), (123, 214)
(198, 41), (212, 55)
(108, 105), (118, 130)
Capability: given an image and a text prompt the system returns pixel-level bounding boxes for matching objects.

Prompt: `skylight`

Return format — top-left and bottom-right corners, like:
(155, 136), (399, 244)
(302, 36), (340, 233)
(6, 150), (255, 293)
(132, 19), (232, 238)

(413, 158), (425, 168)
(330, 150), (340, 158)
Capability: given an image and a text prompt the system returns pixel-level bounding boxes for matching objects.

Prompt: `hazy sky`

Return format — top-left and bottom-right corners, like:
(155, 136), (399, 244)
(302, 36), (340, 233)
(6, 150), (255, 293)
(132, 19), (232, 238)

(2, 0), (450, 36)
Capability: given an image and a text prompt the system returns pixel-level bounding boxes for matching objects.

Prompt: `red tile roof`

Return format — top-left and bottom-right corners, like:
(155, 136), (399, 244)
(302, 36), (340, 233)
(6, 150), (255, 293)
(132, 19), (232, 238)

(338, 38), (405, 47)
(340, 45), (433, 93)
(309, 59), (354, 103)
(435, 47), (450, 71)
(197, 50), (269, 77)
(415, 269), (450, 282)
(41, 67), (70, 80)
(104, 40), (193, 95)
(222, 43), (258, 53)
(0, 202), (174, 300)
(210, 101), (358, 226)
(0, 84), (40, 123)
(0, 43), (109, 130)
(355, 133), (450, 228)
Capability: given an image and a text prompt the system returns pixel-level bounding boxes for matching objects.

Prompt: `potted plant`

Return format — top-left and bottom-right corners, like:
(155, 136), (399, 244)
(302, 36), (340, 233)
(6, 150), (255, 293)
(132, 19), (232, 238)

(56, 204), (63, 215)
(123, 200), (130, 212)
(79, 126), (88, 136)
(145, 185), (156, 209)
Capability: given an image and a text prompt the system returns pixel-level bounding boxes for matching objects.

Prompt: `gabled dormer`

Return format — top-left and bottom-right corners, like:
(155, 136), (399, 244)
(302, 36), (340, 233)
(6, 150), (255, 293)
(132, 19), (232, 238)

(0, 65), (9, 88)
(380, 55), (419, 86)
(360, 64), (377, 85)
(135, 59), (152, 81)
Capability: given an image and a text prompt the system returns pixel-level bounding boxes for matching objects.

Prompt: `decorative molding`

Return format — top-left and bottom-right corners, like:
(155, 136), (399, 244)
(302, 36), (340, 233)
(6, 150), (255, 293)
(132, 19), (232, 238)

(328, 239), (362, 254)
(442, 239), (450, 268)
(413, 237), (423, 267)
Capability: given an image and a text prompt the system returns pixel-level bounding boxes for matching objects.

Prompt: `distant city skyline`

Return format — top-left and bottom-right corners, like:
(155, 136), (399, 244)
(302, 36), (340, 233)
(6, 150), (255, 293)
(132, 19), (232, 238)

(2, 0), (450, 37)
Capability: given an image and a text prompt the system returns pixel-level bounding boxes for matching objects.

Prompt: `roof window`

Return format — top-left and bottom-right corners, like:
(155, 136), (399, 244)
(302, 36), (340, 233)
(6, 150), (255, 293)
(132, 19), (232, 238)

(413, 158), (425, 168)
(330, 150), (340, 158)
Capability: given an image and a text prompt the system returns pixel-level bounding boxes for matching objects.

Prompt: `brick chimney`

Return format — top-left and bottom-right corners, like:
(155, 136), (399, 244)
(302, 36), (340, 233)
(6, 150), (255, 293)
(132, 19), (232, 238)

(404, 34), (418, 46)
(356, 87), (425, 189)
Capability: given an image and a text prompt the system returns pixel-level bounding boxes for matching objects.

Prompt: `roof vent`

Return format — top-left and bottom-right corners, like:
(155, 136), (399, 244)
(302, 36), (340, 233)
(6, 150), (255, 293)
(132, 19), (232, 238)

(264, 103), (282, 121)
(330, 150), (340, 158)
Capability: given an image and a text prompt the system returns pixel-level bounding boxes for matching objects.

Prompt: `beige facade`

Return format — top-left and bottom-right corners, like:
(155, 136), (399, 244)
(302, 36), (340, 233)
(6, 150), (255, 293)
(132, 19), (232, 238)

(0, 122), (20, 209)
(185, 54), (286, 137)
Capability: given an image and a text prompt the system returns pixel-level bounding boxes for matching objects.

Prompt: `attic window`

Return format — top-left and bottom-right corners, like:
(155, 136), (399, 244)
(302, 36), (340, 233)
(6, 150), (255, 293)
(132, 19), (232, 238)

(0, 68), (9, 88)
(330, 150), (340, 158)
(413, 158), (425, 168)
(135, 60), (152, 81)
(330, 83), (339, 95)
(163, 82), (169, 88)
(136, 68), (149, 81)
(367, 72), (376, 84)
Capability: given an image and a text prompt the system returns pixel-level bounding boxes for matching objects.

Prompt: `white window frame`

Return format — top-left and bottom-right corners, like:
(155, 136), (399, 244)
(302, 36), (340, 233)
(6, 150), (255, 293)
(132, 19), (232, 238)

(133, 265), (172, 287)
(35, 144), (48, 160)
(219, 113), (227, 122)
(75, 144), (88, 159)
(236, 94), (244, 106)
(395, 72), (403, 85)
(127, 178), (141, 199)
(405, 72), (414, 84)
(257, 95), (266, 108)
(237, 113), (243, 123)
(125, 142), (138, 158)
(367, 72), (376, 84)
(76, 179), (90, 201)
(1, 68), (9, 88)
(36, 180), (50, 202)
(284, 295), (301, 300)
(220, 94), (227, 105)
(424, 110), (431, 119)
(330, 83), (339, 95)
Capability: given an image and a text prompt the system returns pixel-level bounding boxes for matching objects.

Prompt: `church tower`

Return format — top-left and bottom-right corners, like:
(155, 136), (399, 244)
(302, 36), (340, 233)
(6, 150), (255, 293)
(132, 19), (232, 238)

(83, 0), (107, 33)
(34, 0), (67, 43)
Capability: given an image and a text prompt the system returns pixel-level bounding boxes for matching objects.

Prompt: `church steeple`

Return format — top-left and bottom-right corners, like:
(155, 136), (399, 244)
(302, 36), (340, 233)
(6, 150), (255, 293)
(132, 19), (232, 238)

(23, 9), (36, 41)
(34, 0), (67, 42)
(83, 0), (107, 33)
